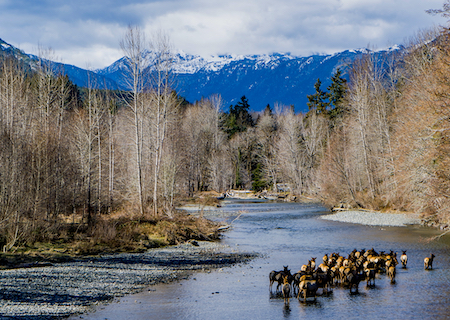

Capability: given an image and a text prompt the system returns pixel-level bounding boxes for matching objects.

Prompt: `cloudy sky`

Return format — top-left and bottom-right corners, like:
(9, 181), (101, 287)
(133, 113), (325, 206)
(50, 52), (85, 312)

(0, 0), (448, 69)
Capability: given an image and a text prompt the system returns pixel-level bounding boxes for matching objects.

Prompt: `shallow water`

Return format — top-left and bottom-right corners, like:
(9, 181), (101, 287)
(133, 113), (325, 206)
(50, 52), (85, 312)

(71, 200), (450, 320)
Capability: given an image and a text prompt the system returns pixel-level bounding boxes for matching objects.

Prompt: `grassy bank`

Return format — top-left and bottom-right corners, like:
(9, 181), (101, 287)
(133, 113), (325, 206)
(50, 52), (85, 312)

(0, 200), (224, 269)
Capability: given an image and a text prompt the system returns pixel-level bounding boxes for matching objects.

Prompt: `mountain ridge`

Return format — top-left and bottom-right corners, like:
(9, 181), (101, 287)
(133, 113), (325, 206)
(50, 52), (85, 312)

(90, 46), (404, 112)
(0, 38), (402, 112)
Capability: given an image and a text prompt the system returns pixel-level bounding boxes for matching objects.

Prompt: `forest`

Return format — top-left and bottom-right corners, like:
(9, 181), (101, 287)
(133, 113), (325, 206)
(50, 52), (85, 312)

(1, 24), (450, 254)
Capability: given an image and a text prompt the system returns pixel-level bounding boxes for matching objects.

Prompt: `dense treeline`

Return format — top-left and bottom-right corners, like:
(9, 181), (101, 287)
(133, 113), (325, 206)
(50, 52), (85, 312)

(2, 24), (450, 252)
(320, 27), (450, 226)
(187, 26), (450, 225)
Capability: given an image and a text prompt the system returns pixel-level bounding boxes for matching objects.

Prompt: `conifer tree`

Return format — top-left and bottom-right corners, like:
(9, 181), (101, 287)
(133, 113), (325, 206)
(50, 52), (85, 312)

(307, 78), (329, 114)
(327, 68), (347, 120)
(222, 95), (254, 138)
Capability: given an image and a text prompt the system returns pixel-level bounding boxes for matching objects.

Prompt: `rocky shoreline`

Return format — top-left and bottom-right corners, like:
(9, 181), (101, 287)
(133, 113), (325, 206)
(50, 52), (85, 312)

(320, 210), (422, 227)
(320, 209), (450, 234)
(0, 241), (257, 319)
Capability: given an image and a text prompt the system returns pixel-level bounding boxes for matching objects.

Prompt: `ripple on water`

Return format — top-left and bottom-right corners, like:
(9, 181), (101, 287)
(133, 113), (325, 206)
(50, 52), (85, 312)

(69, 201), (450, 320)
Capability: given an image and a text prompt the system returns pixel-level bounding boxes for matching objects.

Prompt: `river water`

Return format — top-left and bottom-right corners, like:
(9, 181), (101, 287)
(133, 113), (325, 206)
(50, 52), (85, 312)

(72, 200), (450, 320)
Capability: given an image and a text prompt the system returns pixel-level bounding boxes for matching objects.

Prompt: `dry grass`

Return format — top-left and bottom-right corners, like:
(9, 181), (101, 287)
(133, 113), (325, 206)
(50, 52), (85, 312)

(69, 209), (221, 254)
(0, 206), (223, 269)
(180, 191), (222, 207)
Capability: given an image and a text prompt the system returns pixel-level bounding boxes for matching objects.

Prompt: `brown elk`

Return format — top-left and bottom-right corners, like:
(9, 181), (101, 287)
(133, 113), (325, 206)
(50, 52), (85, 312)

(322, 254), (328, 266)
(365, 267), (376, 287)
(400, 251), (407, 268)
(309, 257), (317, 271)
(346, 269), (363, 294)
(269, 266), (292, 293)
(292, 271), (305, 295)
(424, 254), (435, 270)
(298, 275), (318, 302)
(282, 275), (291, 304)
(387, 266), (396, 283)
(315, 268), (333, 295)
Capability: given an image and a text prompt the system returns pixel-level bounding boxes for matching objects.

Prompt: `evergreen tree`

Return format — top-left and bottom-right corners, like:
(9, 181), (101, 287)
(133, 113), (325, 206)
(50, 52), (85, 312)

(222, 112), (239, 138)
(222, 95), (254, 138)
(251, 163), (267, 191)
(327, 68), (347, 120)
(232, 95), (254, 127)
(307, 78), (329, 114)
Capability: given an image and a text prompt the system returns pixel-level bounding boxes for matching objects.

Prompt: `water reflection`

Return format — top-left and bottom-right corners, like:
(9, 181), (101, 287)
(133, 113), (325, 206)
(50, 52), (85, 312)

(282, 303), (291, 318)
(71, 201), (450, 320)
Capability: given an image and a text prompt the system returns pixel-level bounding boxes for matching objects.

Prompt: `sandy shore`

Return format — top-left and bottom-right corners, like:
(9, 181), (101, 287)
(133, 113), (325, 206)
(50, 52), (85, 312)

(320, 210), (421, 227)
(0, 241), (257, 319)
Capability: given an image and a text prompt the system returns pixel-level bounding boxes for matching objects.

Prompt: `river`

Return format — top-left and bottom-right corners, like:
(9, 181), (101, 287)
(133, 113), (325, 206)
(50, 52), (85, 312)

(70, 200), (450, 320)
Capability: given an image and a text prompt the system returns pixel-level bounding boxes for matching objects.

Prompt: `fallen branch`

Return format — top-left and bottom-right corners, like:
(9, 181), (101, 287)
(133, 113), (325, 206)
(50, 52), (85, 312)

(420, 228), (450, 243)
(217, 211), (247, 231)
(230, 210), (246, 224)
(430, 228), (450, 241)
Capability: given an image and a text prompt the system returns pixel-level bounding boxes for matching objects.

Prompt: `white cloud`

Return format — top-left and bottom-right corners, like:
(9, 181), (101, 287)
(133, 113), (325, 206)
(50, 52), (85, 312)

(0, 0), (447, 68)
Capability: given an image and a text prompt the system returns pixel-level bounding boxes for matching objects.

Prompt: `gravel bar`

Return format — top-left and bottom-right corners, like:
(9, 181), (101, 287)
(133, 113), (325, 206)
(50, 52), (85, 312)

(0, 241), (257, 319)
(320, 210), (421, 227)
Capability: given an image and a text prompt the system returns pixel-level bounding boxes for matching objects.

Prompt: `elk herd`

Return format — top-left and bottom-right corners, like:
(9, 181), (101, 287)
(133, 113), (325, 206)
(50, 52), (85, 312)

(269, 249), (436, 304)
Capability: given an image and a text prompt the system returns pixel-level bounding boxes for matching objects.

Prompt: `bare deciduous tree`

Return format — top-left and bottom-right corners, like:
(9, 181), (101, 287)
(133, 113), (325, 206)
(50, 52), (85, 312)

(120, 26), (146, 216)
(277, 107), (305, 194)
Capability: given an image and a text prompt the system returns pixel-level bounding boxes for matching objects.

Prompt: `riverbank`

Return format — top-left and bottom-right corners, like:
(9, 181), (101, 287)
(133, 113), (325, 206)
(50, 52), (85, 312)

(320, 209), (422, 227)
(0, 208), (225, 270)
(0, 241), (257, 319)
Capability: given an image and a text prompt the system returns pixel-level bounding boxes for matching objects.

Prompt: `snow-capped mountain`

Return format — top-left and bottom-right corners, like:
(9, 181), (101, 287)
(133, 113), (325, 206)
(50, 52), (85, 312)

(1, 38), (403, 113)
(94, 48), (402, 112)
(0, 38), (119, 90)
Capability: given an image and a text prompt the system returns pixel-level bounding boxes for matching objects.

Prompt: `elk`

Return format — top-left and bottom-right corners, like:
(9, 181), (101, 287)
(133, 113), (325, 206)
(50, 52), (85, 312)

(346, 269), (363, 294)
(292, 271), (305, 295)
(400, 251), (407, 268)
(424, 254), (435, 270)
(365, 267), (376, 287)
(269, 266), (292, 293)
(322, 254), (328, 266)
(309, 257), (317, 271)
(298, 275), (318, 302)
(282, 275), (291, 304)
(387, 266), (396, 284)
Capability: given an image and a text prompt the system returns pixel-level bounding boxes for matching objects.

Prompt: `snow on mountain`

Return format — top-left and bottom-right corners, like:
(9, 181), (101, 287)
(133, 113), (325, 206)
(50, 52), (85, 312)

(0, 38), (34, 64)
(92, 47), (404, 112)
(0, 37), (403, 113)
(171, 52), (296, 73)
(95, 50), (297, 75)
(0, 38), (12, 50)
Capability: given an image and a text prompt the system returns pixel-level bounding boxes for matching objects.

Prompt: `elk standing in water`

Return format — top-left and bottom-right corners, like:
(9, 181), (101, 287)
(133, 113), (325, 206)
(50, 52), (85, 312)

(387, 266), (396, 283)
(298, 275), (318, 302)
(346, 269), (363, 294)
(400, 251), (407, 268)
(282, 275), (291, 304)
(424, 254), (435, 270)
(269, 266), (292, 293)
(365, 267), (376, 287)
(309, 257), (317, 271)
